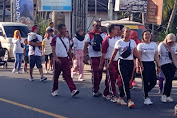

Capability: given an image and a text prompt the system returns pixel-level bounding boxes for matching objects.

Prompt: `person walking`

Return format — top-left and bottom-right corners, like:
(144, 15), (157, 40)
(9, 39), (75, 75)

(108, 27), (143, 108)
(42, 29), (54, 73)
(99, 24), (120, 102)
(51, 24), (79, 97)
(72, 29), (85, 81)
(12, 30), (24, 74)
(84, 20), (107, 97)
(23, 39), (29, 73)
(136, 30), (160, 105)
(28, 25), (47, 81)
(158, 33), (177, 103)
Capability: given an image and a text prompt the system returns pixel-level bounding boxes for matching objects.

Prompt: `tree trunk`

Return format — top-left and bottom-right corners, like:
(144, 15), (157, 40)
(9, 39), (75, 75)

(166, 0), (177, 32)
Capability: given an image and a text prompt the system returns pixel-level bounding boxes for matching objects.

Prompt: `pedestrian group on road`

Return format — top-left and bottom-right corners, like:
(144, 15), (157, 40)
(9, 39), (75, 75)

(10, 21), (177, 108)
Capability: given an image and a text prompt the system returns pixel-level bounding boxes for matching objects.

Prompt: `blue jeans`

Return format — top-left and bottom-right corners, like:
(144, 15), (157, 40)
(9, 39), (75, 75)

(14, 53), (23, 71)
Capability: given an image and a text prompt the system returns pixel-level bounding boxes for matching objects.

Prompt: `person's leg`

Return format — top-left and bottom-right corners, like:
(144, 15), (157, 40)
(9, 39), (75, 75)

(62, 58), (77, 92)
(91, 57), (102, 93)
(29, 55), (35, 78)
(14, 53), (20, 69)
(161, 64), (176, 97)
(52, 58), (61, 92)
(45, 55), (48, 72)
(109, 61), (118, 97)
(18, 53), (23, 72)
(158, 71), (164, 92)
(78, 50), (84, 80)
(148, 62), (157, 92)
(118, 60), (133, 100)
(72, 51), (79, 73)
(103, 59), (110, 96)
(36, 56), (44, 78)
(49, 53), (53, 70)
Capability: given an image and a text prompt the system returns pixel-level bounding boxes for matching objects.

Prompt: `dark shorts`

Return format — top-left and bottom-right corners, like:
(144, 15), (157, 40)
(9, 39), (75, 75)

(24, 56), (29, 63)
(45, 53), (53, 62)
(29, 55), (42, 68)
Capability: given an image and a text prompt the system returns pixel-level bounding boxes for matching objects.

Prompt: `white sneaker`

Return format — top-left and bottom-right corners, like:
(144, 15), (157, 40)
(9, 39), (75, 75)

(71, 90), (79, 97)
(144, 98), (153, 105)
(110, 97), (118, 103)
(105, 95), (112, 100)
(52, 90), (58, 96)
(12, 68), (16, 73)
(29, 77), (34, 82)
(18, 71), (23, 74)
(40, 77), (47, 81)
(166, 96), (173, 102)
(78, 79), (84, 81)
(117, 98), (127, 105)
(161, 95), (167, 103)
(128, 101), (135, 108)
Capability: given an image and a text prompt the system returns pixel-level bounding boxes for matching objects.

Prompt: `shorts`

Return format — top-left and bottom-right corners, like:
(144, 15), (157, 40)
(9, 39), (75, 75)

(29, 55), (42, 69)
(24, 56), (29, 63)
(45, 53), (53, 62)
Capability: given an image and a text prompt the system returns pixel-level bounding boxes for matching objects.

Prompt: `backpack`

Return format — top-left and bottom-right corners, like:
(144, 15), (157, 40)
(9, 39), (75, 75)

(89, 32), (103, 51)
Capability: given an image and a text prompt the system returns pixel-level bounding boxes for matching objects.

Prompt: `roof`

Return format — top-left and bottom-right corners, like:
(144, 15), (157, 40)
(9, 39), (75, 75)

(88, 0), (115, 12)
(0, 22), (27, 26)
(101, 18), (144, 27)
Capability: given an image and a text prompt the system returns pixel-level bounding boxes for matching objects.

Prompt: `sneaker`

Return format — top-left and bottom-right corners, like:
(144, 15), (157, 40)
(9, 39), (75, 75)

(52, 90), (58, 96)
(128, 101), (135, 108)
(158, 90), (162, 94)
(104, 95), (112, 100)
(110, 96), (118, 103)
(40, 77), (47, 81)
(117, 98), (127, 105)
(12, 68), (16, 73)
(78, 79), (84, 81)
(71, 90), (79, 97)
(161, 95), (167, 103)
(144, 98), (153, 105)
(18, 71), (23, 74)
(93, 91), (102, 97)
(166, 96), (173, 102)
(29, 77), (34, 82)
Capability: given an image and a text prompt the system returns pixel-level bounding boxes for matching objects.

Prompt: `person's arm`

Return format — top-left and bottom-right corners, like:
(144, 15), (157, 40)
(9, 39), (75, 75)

(133, 47), (144, 72)
(83, 42), (89, 64)
(154, 50), (160, 73)
(12, 38), (19, 44)
(68, 47), (73, 59)
(169, 46), (177, 68)
(42, 40), (45, 56)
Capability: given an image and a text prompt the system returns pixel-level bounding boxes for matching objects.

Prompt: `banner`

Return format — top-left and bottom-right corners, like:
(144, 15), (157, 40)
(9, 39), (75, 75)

(146, 0), (163, 25)
(38, 0), (72, 11)
(15, 0), (34, 27)
(114, 0), (147, 12)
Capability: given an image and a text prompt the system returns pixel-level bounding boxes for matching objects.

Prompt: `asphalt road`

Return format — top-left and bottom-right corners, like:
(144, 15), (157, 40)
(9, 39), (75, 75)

(0, 62), (177, 118)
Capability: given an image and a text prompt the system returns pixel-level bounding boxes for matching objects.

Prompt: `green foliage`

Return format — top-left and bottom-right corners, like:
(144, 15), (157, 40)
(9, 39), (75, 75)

(34, 15), (50, 37)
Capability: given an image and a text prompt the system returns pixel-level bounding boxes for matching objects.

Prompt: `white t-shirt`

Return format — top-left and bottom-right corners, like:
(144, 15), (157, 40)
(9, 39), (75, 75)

(137, 42), (157, 62)
(28, 32), (42, 56)
(158, 42), (177, 66)
(73, 37), (85, 50)
(55, 37), (70, 57)
(46, 26), (55, 31)
(114, 39), (136, 60)
(12, 38), (24, 53)
(85, 33), (107, 57)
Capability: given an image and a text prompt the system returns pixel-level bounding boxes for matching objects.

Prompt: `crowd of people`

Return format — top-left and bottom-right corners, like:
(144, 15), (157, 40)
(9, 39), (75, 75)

(10, 21), (177, 108)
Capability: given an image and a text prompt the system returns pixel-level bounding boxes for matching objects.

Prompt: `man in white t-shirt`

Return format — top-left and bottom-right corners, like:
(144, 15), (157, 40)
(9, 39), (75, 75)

(28, 25), (47, 81)
(84, 20), (107, 97)
(51, 24), (79, 97)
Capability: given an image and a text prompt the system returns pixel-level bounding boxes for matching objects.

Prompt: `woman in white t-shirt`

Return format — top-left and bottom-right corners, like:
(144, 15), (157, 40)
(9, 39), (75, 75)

(12, 30), (24, 74)
(158, 33), (177, 103)
(72, 29), (85, 81)
(137, 30), (160, 105)
(108, 27), (143, 108)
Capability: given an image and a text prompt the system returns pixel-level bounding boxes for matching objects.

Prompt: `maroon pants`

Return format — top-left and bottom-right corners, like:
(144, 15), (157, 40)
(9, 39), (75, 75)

(91, 57), (103, 93)
(104, 60), (119, 96)
(52, 57), (76, 92)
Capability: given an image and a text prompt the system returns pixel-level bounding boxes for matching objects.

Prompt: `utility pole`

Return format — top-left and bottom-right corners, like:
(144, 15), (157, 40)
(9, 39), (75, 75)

(2, 0), (6, 22)
(95, 0), (97, 20)
(166, 0), (177, 32)
(108, 0), (113, 20)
